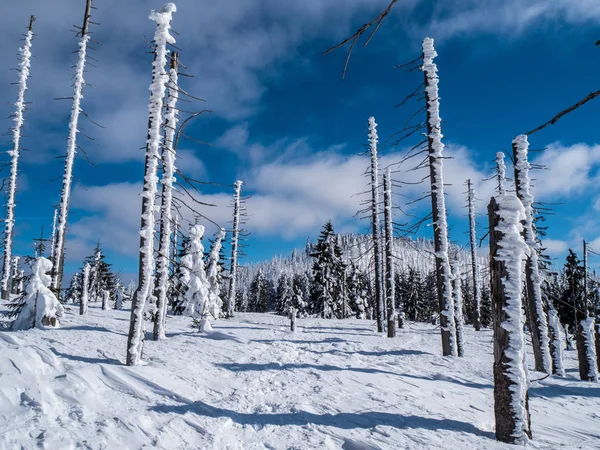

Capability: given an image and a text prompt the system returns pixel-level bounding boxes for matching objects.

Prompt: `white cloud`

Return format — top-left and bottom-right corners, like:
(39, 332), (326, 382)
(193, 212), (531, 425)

(543, 239), (569, 256)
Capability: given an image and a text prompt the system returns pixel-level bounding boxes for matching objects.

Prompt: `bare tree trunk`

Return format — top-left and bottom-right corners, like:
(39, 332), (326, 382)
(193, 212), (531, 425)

(127, 4), (176, 366)
(102, 289), (108, 311)
(368, 117), (384, 333)
(467, 179), (481, 331)
(52, 0), (93, 296)
(422, 37), (456, 356)
(2, 16), (35, 300)
(383, 168), (396, 337)
(226, 180), (243, 318)
(576, 240), (599, 381)
(452, 260), (465, 357)
(290, 307), (296, 332)
(512, 135), (552, 374)
(153, 52), (179, 341)
(80, 264), (89, 315)
(489, 196), (532, 444)
(547, 302), (565, 376)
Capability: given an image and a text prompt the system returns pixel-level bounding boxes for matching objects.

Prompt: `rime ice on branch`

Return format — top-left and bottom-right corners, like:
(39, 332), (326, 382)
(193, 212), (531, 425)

(512, 135), (552, 374)
(421, 37), (456, 356)
(52, 0), (94, 293)
(368, 117), (385, 333)
(2, 16), (35, 300)
(153, 51), (180, 341)
(126, 3), (177, 366)
(489, 195), (531, 444)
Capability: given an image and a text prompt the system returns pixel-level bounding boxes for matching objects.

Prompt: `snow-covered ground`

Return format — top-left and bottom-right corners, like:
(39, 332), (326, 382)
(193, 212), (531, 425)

(1, 305), (599, 450)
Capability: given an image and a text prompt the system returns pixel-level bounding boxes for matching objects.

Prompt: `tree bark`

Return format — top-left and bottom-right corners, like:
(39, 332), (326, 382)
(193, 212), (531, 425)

(383, 168), (396, 337)
(489, 197), (532, 444)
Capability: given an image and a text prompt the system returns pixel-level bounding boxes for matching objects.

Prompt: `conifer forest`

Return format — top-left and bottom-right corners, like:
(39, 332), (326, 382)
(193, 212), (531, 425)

(0, 1), (599, 449)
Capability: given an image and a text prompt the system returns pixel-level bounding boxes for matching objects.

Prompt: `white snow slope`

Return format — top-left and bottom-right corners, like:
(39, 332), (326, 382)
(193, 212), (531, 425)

(0, 304), (599, 449)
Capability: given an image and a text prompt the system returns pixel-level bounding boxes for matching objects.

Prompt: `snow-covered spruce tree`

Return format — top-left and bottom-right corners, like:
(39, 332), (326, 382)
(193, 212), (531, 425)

(275, 273), (294, 316)
(64, 271), (82, 304)
(10, 257), (64, 330)
(310, 221), (346, 319)
(226, 180), (243, 317)
(422, 37), (457, 356)
(127, 3), (177, 366)
(292, 272), (310, 317)
(367, 117), (384, 332)
(577, 240), (598, 381)
(80, 263), (90, 315)
(452, 260), (465, 357)
(383, 168), (396, 337)
(205, 228), (226, 320)
(83, 243), (117, 303)
(153, 51), (180, 341)
(1, 16), (35, 300)
(52, 0), (94, 293)
(467, 179), (481, 331)
(183, 225), (217, 331)
(512, 135), (552, 374)
(347, 264), (370, 319)
(171, 235), (190, 315)
(488, 195), (532, 444)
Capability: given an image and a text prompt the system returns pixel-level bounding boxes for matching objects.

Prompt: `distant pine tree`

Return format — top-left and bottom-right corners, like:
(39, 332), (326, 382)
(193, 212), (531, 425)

(82, 243), (117, 303)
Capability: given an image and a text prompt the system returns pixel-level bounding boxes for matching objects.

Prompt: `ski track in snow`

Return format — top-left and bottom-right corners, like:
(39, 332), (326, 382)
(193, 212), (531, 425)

(0, 305), (599, 449)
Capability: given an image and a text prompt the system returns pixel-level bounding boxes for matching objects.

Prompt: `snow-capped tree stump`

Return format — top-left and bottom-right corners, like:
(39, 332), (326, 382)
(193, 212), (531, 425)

(489, 196), (532, 444)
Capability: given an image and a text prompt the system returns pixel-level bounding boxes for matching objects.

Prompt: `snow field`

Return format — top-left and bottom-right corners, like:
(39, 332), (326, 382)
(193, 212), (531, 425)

(0, 306), (599, 449)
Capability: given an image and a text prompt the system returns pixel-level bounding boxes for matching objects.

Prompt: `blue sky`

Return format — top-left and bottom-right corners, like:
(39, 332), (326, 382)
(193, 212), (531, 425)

(1, 0), (600, 283)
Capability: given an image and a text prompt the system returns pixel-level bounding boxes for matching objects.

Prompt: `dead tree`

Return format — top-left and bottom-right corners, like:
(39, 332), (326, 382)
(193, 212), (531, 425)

(467, 179), (481, 330)
(80, 264), (89, 315)
(52, 0), (94, 295)
(225, 180), (243, 318)
(452, 260), (465, 357)
(383, 168), (396, 337)
(576, 240), (599, 381)
(368, 117), (385, 333)
(153, 52), (179, 341)
(2, 16), (35, 300)
(512, 135), (552, 374)
(489, 195), (532, 444)
(126, 3), (176, 366)
(422, 38), (456, 356)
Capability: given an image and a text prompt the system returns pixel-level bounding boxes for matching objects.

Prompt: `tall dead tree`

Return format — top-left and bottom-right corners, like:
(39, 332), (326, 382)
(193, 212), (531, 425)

(467, 179), (481, 330)
(126, 3), (176, 366)
(489, 195), (532, 444)
(422, 37), (456, 356)
(576, 239), (599, 381)
(225, 180), (243, 318)
(2, 16), (35, 300)
(452, 260), (465, 356)
(383, 168), (395, 338)
(512, 135), (552, 374)
(368, 117), (385, 333)
(153, 52), (179, 341)
(495, 152), (506, 195)
(52, 0), (94, 295)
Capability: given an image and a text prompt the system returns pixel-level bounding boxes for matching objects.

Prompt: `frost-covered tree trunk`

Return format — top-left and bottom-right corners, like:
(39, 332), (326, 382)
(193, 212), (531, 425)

(422, 37), (456, 356)
(126, 4), (176, 366)
(290, 306), (296, 332)
(383, 168), (396, 337)
(49, 208), (58, 262)
(52, 0), (93, 294)
(11, 257), (21, 295)
(368, 117), (384, 333)
(153, 51), (179, 341)
(206, 228), (226, 319)
(226, 180), (243, 318)
(489, 195), (532, 444)
(2, 16), (35, 300)
(576, 240), (599, 381)
(467, 179), (481, 331)
(496, 152), (506, 196)
(80, 263), (89, 315)
(115, 286), (123, 311)
(547, 302), (565, 376)
(512, 135), (552, 374)
(101, 289), (109, 311)
(452, 261), (465, 357)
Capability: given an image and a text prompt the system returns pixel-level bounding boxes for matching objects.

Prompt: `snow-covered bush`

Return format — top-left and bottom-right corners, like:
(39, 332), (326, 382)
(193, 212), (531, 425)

(10, 257), (64, 330)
